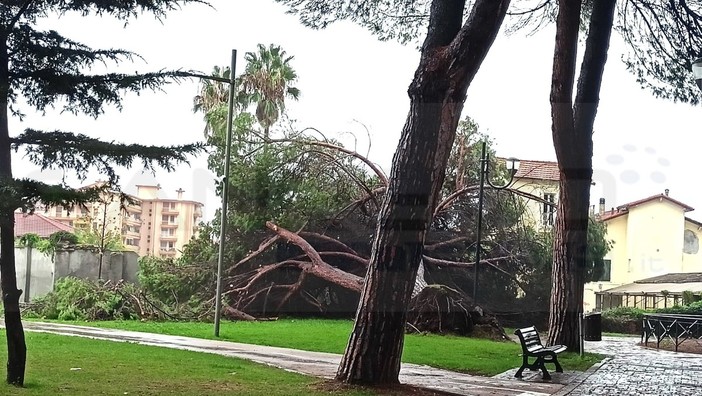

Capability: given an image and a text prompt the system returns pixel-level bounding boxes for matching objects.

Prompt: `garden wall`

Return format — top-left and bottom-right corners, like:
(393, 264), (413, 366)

(14, 247), (139, 301)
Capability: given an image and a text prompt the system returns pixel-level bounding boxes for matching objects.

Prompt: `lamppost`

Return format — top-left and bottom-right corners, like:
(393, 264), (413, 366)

(472, 140), (519, 303)
(692, 58), (702, 91)
(187, 50), (238, 337)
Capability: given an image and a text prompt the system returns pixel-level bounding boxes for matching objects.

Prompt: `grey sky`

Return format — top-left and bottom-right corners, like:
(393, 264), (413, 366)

(11, 0), (701, 220)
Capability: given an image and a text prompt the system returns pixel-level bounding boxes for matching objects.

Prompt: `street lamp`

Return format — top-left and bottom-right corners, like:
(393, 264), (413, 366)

(472, 140), (520, 303)
(186, 50), (238, 337)
(693, 58), (702, 91)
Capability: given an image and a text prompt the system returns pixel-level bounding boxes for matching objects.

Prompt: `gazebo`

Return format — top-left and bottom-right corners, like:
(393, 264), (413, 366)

(596, 273), (702, 310)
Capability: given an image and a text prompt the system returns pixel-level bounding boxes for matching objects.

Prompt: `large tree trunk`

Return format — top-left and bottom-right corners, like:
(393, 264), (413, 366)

(0, 34), (27, 385)
(547, 0), (616, 351)
(336, 0), (511, 385)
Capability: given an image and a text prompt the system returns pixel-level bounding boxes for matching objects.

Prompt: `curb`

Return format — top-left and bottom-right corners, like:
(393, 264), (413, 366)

(551, 357), (611, 396)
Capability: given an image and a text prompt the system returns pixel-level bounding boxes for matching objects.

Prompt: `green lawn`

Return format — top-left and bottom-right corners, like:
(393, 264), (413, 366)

(53, 318), (601, 376)
(0, 330), (387, 396)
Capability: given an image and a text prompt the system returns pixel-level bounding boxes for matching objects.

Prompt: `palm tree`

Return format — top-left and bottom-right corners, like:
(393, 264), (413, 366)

(193, 65), (232, 139)
(237, 43), (301, 138)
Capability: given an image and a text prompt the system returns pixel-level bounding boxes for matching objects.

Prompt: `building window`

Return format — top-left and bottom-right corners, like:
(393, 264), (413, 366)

(162, 214), (177, 224)
(165, 202), (177, 210)
(125, 238), (140, 247)
(542, 193), (556, 226)
(593, 259), (612, 282)
(160, 241), (175, 251)
(55, 206), (64, 217)
(161, 228), (176, 237)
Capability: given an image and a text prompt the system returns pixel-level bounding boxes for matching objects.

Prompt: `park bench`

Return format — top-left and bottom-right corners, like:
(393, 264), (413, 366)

(514, 326), (566, 380)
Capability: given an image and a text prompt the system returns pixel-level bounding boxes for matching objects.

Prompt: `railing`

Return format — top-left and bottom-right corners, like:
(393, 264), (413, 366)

(642, 313), (702, 351)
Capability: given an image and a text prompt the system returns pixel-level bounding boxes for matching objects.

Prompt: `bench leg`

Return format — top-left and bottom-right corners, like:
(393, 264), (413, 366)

(514, 355), (529, 378)
(536, 358), (551, 380)
(553, 357), (563, 373)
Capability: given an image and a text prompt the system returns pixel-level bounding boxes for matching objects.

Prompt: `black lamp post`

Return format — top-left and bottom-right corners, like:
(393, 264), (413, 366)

(472, 141), (519, 303)
(693, 58), (702, 91)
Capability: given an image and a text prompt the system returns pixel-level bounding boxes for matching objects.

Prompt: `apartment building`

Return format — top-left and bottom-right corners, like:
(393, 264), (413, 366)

(42, 182), (203, 258)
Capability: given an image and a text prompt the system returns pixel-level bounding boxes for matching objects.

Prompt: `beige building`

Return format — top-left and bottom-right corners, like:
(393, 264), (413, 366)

(586, 192), (702, 310)
(42, 183), (203, 258)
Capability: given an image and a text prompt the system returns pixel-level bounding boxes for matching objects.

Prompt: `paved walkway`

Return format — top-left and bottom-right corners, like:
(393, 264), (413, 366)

(9, 322), (702, 395)
(556, 335), (702, 396)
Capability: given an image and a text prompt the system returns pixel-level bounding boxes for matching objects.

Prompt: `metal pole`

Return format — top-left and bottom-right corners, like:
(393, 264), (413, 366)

(98, 199), (108, 280)
(579, 312), (584, 357)
(214, 49), (237, 337)
(472, 141), (487, 302)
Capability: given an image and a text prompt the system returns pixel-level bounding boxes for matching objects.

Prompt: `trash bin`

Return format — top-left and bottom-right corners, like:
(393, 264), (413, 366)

(582, 312), (602, 341)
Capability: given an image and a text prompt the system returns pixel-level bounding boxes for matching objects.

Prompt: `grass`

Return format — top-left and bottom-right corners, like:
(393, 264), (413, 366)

(0, 330), (386, 396)
(49, 318), (602, 376)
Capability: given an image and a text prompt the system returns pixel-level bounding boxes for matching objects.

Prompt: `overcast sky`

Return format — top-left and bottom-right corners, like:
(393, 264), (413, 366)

(11, 0), (702, 221)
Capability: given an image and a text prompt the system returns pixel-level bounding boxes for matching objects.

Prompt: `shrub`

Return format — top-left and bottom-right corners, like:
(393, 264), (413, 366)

(25, 277), (137, 320)
(137, 256), (215, 318)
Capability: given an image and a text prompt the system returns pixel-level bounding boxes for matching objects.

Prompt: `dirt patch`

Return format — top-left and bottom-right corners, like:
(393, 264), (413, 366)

(314, 380), (462, 395)
(639, 339), (702, 354)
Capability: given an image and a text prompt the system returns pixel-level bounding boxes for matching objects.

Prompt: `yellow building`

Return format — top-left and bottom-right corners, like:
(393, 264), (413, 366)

(511, 159), (560, 230)
(585, 192), (702, 310)
(42, 183), (203, 258)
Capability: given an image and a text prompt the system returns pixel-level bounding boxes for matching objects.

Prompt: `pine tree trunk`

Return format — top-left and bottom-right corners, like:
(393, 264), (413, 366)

(547, 0), (616, 351)
(336, 0), (511, 384)
(0, 32), (27, 386)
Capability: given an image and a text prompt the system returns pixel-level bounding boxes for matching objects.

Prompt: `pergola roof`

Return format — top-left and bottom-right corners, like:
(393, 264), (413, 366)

(597, 281), (702, 296)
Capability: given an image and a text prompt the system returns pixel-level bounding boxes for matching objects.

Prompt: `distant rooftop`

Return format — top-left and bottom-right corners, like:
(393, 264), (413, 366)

(14, 212), (73, 237)
(599, 193), (695, 222)
(513, 159), (559, 181)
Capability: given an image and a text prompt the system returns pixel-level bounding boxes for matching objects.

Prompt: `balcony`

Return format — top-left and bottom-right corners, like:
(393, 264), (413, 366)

(161, 222), (178, 228)
(125, 204), (142, 213)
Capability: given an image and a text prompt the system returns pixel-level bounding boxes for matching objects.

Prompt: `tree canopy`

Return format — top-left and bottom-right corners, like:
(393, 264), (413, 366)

(0, 0), (207, 385)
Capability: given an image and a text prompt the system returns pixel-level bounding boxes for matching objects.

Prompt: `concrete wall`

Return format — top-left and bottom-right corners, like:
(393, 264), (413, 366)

(13, 247), (139, 301)
(15, 247), (55, 302)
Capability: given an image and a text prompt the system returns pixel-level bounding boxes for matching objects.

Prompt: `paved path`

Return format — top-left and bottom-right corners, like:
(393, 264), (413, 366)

(18, 321), (563, 396)
(556, 336), (702, 396)
(11, 322), (701, 395)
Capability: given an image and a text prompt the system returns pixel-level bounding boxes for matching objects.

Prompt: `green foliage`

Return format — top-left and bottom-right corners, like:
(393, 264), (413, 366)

(138, 256), (215, 317)
(15, 231), (79, 256)
(178, 222), (217, 265)
(25, 277), (137, 321)
(602, 306), (646, 320)
(656, 300), (702, 315)
(14, 233), (52, 254)
(74, 228), (124, 251)
(0, 0), (206, 215)
(274, 0), (433, 44)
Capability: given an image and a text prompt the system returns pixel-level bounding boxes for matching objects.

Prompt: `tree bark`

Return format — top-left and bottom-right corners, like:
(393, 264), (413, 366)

(547, 0), (617, 351)
(0, 32), (27, 386)
(336, 0), (511, 385)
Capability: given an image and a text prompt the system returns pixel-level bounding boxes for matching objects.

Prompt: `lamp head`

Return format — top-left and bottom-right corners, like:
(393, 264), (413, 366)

(506, 157), (520, 176)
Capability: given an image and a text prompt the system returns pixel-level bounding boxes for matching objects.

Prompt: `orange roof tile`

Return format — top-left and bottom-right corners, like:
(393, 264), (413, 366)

(14, 212), (74, 238)
(512, 159), (560, 181)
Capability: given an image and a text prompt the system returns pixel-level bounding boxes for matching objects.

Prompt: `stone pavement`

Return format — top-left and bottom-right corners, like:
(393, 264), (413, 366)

(10, 322), (702, 395)
(555, 335), (702, 396)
